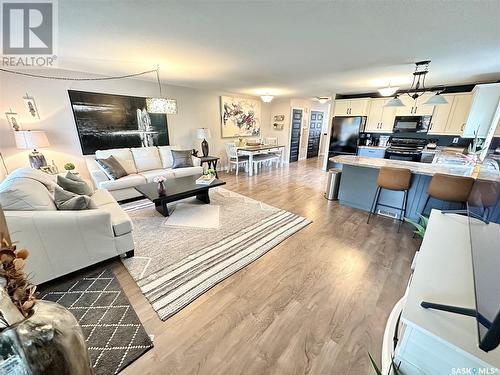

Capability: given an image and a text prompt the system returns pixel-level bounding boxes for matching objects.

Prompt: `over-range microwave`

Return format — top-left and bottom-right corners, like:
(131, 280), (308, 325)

(393, 116), (431, 133)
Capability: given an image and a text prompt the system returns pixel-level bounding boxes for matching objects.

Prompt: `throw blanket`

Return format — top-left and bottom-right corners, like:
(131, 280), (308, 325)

(2, 168), (57, 192)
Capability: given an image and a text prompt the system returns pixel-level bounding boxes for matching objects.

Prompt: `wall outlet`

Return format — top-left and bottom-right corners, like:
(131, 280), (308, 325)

(452, 137), (459, 144)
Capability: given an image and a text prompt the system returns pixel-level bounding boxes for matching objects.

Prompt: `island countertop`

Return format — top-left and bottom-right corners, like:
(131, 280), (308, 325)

(330, 155), (500, 182)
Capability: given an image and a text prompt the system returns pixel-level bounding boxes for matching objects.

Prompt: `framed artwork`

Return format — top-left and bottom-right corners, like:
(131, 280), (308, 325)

(23, 94), (40, 119)
(5, 111), (21, 131)
(273, 114), (285, 122)
(220, 96), (261, 138)
(68, 90), (169, 155)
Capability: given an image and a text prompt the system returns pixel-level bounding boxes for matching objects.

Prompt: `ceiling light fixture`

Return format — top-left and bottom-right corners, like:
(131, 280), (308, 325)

(316, 97), (331, 104)
(146, 65), (177, 114)
(260, 95), (274, 103)
(377, 83), (399, 97)
(385, 60), (448, 107)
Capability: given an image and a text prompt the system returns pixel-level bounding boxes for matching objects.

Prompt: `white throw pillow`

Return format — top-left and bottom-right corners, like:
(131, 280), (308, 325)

(95, 148), (137, 175)
(158, 145), (183, 169)
(0, 177), (57, 211)
(130, 147), (163, 172)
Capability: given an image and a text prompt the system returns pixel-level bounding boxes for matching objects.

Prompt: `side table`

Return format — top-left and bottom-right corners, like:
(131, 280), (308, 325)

(196, 156), (220, 178)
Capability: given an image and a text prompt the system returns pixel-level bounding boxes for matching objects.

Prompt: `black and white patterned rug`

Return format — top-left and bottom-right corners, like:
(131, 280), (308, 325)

(38, 265), (153, 374)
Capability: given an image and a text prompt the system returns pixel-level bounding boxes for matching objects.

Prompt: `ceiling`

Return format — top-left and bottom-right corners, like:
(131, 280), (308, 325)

(56, 0), (500, 98)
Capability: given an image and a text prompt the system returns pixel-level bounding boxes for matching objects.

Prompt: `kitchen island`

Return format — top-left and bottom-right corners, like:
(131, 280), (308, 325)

(330, 155), (500, 222)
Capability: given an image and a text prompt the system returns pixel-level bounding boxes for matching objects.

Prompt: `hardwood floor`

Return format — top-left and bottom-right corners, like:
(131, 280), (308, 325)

(115, 157), (418, 375)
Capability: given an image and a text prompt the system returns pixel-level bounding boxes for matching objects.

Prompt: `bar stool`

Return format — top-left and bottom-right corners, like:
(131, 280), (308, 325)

(367, 167), (412, 232)
(422, 173), (475, 215)
(467, 180), (500, 221)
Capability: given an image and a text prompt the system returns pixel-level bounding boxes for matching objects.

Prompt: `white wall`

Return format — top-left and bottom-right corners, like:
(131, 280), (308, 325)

(0, 69), (271, 180)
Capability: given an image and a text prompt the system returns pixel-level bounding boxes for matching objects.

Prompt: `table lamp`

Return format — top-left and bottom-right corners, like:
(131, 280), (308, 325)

(14, 130), (50, 169)
(196, 128), (211, 157)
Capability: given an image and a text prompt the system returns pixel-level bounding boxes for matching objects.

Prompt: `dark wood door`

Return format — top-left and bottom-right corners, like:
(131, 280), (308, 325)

(307, 111), (323, 158)
(289, 109), (302, 162)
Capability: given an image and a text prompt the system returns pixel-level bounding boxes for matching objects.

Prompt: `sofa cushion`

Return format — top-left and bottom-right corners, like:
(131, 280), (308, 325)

(96, 156), (128, 180)
(95, 148), (137, 174)
(158, 145), (183, 169)
(138, 169), (175, 183)
(54, 187), (94, 210)
(0, 177), (57, 211)
(97, 202), (133, 236)
(131, 147), (162, 172)
(171, 166), (203, 178)
(90, 189), (117, 207)
(57, 173), (94, 196)
(171, 150), (194, 168)
(5, 167), (58, 192)
(98, 174), (147, 191)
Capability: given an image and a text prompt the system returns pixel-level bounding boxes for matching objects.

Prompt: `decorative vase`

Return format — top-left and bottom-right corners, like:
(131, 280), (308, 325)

(157, 181), (166, 195)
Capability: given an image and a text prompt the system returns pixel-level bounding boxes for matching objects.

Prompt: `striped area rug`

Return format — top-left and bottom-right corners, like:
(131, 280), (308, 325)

(122, 189), (310, 320)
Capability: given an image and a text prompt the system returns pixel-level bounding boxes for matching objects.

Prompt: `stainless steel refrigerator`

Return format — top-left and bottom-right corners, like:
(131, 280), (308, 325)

(328, 116), (366, 159)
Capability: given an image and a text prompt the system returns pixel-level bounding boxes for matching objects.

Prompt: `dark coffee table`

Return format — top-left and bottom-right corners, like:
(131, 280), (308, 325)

(134, 175), (226, 217)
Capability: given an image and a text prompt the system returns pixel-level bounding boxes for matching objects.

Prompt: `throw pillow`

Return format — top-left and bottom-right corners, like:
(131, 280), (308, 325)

(171, 150), (194, 169)
(96, 155), (128, 180)
(54, 187), (94, 210)
(57, 173), (93, 196)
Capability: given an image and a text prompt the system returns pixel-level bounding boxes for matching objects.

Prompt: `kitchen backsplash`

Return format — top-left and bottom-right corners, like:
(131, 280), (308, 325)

(359, 132), (473, 148)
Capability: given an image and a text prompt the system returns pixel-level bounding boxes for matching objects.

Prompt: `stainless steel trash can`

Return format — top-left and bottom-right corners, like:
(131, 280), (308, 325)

(325, 168), (341, 200)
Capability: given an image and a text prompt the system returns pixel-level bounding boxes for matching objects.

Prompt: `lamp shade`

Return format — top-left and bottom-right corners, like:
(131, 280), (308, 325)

(196, 128), (211, 139)
(146, 98), (177, 114)
(15, 130), (49, 150)
(384, 96), (405, 107)
(378, 85), (399, 97)
(424, 93), (448, 105)
(260, 95), (274, 103)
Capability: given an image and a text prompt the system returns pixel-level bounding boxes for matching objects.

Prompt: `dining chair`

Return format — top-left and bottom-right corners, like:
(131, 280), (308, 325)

(225, 142), (248, 175)
(262, 137), (281, 168)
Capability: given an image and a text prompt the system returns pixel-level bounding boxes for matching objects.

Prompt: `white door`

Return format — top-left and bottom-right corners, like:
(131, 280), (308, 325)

(428, 95), (453, 134)
(333, 100), (349, 116)
(446, 93), (473, 135)
(365, 99), (384, 131)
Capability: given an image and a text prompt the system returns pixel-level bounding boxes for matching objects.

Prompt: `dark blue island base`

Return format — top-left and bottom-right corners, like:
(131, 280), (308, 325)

(337, 164), (500, 223)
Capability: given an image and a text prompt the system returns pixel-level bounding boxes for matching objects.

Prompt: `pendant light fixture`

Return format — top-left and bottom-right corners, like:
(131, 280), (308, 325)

(316, 96), (331, 104)
(385, 61), (448, 107)
(377, 83), (399, 97)
(146, 65), (177, 114)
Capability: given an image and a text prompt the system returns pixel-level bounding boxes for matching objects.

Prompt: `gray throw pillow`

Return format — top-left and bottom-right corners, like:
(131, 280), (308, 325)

(171, 150), (194, 169)
(57, 173), (93, 196)
(54, 187), (94, 210)
(96, 155), (128, 180)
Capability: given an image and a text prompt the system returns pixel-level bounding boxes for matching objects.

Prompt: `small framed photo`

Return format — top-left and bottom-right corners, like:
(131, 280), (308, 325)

(5, 111), (21, 131)
(273, 122), (284, 130)
(273, 114), (285, 122)
(23, 94), (40, 119)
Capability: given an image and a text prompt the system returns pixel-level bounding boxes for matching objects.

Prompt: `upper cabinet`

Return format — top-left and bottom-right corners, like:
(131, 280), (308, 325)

(333, 99), (370, 116)
(428, 93), (473, 135)
(396, 92), (435, 116)
(463, 83), (500, 138)
(365, 98), (396, 133)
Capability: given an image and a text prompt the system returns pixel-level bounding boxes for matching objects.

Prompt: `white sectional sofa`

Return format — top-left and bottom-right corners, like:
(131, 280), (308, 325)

(86, 146), (203, 201)
(0, 168), (134, 284)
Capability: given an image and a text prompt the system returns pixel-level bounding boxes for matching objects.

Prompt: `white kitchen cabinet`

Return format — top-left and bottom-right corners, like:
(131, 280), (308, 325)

(428, 95), (453, 134)
(396, 92), (434, 116)
(333, 100), (349, 116)
(446, 93), (473, 135)
(365, 98), (396, 132)
(463, 83), (500, 138)
(333, 99), (370, 116)
(428, 93), (473, 135)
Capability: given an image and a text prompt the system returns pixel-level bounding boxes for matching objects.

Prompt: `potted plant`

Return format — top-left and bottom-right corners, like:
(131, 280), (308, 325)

(63, 162), (76, 173)
(404, 214), (429, 239)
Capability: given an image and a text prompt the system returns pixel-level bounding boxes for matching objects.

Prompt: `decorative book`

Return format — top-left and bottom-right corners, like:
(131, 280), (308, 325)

(196, 175), (216, 185)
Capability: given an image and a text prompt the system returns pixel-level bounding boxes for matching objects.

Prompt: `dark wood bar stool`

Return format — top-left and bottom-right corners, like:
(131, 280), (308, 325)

(422, 173), (475, 215)
(367, 166), (412, 232)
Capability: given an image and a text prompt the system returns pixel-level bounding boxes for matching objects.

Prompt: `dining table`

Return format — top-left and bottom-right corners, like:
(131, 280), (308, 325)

(236, 144), (286, 176)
